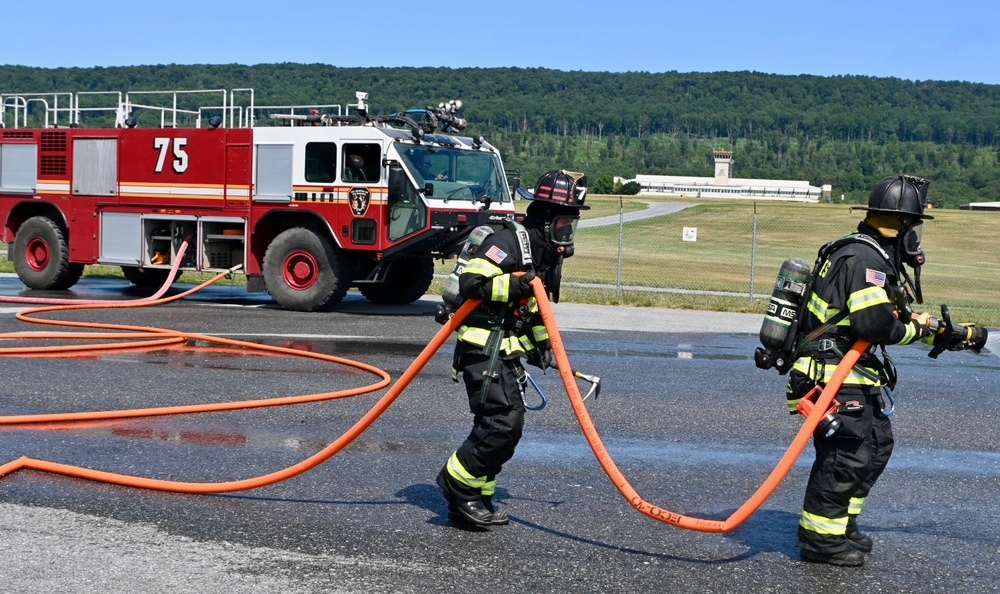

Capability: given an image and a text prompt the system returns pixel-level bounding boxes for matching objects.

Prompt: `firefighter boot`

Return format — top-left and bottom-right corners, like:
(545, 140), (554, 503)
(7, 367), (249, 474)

(437, 469), (494, 527)
(481, 496), (510, 526)
(847, 517), (874, 553)
(800, 548), (866, 567)
(448, 499), (495, 527)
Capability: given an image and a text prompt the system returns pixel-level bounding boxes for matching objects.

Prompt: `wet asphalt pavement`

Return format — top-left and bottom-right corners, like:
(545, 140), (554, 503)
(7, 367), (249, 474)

(0, 276), (998, 593)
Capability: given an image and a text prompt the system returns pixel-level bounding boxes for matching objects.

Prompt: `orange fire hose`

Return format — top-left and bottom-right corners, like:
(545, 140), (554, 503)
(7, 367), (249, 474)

(531, 276), (867, 532)
(0, 268), (856, 530)
(0, 238), (191, 307)
(0, 286), (476, 492)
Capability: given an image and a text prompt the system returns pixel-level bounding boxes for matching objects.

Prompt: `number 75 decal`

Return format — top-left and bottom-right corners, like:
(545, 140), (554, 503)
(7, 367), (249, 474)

(153, 137), (189, 174)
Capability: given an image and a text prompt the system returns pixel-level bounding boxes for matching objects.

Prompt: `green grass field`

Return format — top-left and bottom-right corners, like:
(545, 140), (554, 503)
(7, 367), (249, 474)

(4, 196), (998, 325)
(556, 196), (1000, 325)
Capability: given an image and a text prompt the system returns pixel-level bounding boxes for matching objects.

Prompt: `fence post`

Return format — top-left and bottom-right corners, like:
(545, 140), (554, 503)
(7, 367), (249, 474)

(616, 193), (624, 297)
(750, 202), (758, 306)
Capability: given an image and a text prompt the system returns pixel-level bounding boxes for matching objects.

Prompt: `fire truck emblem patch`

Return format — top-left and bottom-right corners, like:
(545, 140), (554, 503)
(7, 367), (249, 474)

(349, 188), (371, 217)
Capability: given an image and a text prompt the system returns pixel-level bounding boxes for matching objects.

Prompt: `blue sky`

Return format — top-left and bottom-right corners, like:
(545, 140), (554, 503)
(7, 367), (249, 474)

(3, 0), (999, 85)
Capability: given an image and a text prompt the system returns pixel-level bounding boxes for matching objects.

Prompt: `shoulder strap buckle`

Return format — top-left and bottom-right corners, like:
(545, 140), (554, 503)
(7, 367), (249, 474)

(817, 338), (838, 352)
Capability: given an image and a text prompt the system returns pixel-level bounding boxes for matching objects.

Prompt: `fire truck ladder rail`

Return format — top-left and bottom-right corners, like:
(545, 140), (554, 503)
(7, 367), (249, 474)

(0, 87), (369, 130)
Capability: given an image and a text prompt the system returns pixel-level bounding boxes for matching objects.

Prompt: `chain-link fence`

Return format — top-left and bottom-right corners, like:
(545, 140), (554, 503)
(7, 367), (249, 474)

(559, 198), (1000, 327)
(2, 198), (997, 326)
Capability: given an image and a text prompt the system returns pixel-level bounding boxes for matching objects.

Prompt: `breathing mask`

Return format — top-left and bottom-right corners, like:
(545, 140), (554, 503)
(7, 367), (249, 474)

(548, 215), (579, 258)
(900, 219), (926, 303)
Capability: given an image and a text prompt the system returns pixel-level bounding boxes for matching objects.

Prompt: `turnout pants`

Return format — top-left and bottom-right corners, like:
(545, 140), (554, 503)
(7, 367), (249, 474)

(798, 388), (894, 553)
(438, 355), (526, 503)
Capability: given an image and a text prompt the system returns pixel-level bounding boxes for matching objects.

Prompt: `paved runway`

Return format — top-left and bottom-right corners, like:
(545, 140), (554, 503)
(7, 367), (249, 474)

(0, 277), (997, 593)
(578, 200), (697, 228)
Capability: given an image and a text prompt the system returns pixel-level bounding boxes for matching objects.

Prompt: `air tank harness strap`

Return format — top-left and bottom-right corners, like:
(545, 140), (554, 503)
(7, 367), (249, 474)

(478, 306), (509, 404)
(798, 331), (888, 388)
(792, 308), (867, 381)
(470, 304), (545, 402)
(474, 302), (537, 405)
(801, 336), (896, 415)
(792, 310), (848, 358)
(807, 340), (883, 386)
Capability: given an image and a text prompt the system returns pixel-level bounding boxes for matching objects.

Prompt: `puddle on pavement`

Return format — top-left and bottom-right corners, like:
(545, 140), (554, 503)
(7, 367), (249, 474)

(59, 337), (429, 373)
(515, 433), (1000, 477)
(570, 345), (752, 362)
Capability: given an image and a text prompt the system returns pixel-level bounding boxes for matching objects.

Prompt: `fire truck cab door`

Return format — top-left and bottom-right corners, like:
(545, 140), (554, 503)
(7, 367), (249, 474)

(387, 163), (427, 241)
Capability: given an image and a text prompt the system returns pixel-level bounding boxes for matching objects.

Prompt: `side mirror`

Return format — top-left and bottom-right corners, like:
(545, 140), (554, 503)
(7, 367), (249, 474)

(511, 177), (521, 200)
(424, 182), (435, 197)
(388, 162), (406, 204)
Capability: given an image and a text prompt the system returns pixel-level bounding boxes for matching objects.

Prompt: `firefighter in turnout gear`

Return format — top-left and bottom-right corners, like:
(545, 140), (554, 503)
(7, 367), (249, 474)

(788, 175), (987, 567)
(436, 170), (588, 527)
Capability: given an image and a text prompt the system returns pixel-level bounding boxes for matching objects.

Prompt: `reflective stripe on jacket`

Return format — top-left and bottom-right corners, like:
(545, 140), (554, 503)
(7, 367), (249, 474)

(785, 226), (924, 412)
(453, 223), (546, 364)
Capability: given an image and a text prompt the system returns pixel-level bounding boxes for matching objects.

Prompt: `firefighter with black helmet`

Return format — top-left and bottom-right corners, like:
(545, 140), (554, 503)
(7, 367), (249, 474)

(788, 175), (987, 567)
(435, 170), (588, 527)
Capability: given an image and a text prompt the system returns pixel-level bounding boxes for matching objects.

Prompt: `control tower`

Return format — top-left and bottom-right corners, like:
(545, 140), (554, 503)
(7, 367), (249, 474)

(713, 149), (733, 185)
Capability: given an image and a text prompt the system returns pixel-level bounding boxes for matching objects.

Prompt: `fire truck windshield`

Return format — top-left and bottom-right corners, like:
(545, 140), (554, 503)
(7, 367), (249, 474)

(400, 147), (509, 203)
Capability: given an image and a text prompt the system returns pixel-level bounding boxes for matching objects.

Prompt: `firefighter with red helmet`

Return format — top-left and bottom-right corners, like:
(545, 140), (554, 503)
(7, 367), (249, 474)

(788, 175), (987, 566)
(436, 170), (589, 527)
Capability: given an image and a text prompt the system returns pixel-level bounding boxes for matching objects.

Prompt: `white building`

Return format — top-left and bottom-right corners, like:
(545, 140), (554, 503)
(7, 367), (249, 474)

(960, 202), (1000, 211)
(622, 149), (830, 203)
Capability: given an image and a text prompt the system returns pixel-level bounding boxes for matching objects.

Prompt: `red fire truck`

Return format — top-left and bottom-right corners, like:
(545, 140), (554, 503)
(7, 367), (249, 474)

(0, 89), (518, 311)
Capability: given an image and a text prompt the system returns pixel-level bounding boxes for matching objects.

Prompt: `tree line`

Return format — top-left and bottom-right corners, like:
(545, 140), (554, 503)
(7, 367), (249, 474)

(2, 63), (998, 207)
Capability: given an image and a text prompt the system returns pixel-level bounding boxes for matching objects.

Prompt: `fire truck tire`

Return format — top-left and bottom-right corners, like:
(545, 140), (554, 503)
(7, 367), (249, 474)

(262, 227), (349, 312)
(121, 266), (173, 289)
(12, 216), (84, 290)
(358, 255), (435, 305)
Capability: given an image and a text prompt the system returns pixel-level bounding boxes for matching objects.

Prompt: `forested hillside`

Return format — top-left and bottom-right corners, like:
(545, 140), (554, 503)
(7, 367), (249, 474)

(3, 64), (998, 206)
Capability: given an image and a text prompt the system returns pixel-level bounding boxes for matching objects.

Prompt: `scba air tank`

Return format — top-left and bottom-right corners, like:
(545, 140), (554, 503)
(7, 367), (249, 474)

(436, 225), (495, 323)
(755, 257), (811, 372)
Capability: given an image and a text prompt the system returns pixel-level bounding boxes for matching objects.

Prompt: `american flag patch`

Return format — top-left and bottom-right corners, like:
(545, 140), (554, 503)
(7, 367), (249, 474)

(485, 244), (507, 264)
(865, 268), (886, 287)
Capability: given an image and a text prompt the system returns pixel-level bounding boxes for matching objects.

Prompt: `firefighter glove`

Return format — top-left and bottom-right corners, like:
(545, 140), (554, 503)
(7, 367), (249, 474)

(507, 271), (536, 302)
(912, 313), (934, 341)
(540, 348), (557, 370)
(528, 340), (557, 370)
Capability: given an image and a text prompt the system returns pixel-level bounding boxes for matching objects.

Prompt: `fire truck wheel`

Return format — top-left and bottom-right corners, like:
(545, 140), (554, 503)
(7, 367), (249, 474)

(12, 216), (84, 290)
(358, 255), (435, 305)
(121, 266), (173, 289)
(262, 227), (350, 312)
